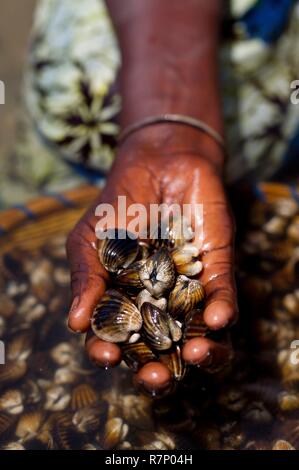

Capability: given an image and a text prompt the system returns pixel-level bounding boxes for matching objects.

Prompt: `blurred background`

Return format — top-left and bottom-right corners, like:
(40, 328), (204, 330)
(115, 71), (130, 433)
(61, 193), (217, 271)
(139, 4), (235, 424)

(0, 0), (36, 209)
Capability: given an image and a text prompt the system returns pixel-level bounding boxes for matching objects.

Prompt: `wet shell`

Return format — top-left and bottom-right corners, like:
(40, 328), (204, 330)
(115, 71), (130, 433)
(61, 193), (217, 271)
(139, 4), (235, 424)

(171, 244), (203, 277)
(0, 360), (27, 387)
(98, 229), (139, 273)
(45, 386), (71, 411)
(15, 410), (44, 440)
(101, 417), (129, 450)
(71, 384), (98, 411)
(160, 345), (186, 381)
(50, 342), (75, 366)
(278, 392), (299, 412)
(139, 248), (175, 298)
(122, 341), (157, 372)
(0, 389), (23, 415)
(141, 303), (172, 351)
(168, 275), (205, 318)
(114, 261), (145, 289)
(72, 407), (102, 433)
(30, 259), (55, 303)
(91, 289), (142, 343)
(272, 440), (295, 450)
(0, 294), (16, 319)
(168, 317), (182, 342)
(183, 309), (208, 341)
(139, 430), (176, 450)
(54, 413), (83, 450)
(7, 331), (33, 362)
(136, 289), (167, 311)
(121, 394), (153, 429)
(149, 215), (193, 249)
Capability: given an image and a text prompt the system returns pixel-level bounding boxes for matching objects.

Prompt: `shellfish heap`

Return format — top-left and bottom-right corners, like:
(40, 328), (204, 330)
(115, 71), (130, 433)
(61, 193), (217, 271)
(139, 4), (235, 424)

(91, 217), (207, 393)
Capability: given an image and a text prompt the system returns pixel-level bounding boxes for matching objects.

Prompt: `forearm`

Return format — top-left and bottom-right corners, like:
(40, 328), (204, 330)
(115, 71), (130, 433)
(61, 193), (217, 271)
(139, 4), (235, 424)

(106, 0), (224, 167)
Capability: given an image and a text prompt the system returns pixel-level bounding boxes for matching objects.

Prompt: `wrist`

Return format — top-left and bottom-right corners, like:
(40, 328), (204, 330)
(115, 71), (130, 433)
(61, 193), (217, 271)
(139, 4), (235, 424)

(117, 123), (225, 172)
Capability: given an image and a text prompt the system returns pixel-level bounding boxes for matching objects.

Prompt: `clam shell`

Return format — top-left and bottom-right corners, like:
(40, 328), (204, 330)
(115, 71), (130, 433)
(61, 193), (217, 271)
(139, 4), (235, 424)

(15, 410), (44, 440)
(54, 412), (83, 450)
(136, 289), (167, 311)
(101, 417), (129, 450)
(0, 361), (27, 387)
(50, 342), (75, 366)
(45, 386), (71, 411)
(171, 244), (202, 276)
(7, 331), (33, 362)
(98, 229), (139, 273)
(272, 440), (295, 450)
(139, 248), (175, 298)
(149, 215), (193, 249)
(160, 345), (186, 381)
(72, 407), (102, 433)
(71, 384), (98, 411)
(114, 261), (145, 289)
(183, 309), (208, 341)
(0, 294), (16, 319)
(141, 302), (172, 351)
(168, 317), (182, 342)
(91, 289), (142, 343)
(168, 275), (205, 318)
(122, 341), (157, 372)
(121, 394), (153, 429)
(0, 389), (23, 415)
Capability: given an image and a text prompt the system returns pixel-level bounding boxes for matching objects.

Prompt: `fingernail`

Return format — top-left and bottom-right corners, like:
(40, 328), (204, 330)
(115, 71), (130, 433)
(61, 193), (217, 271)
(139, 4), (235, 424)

(69, 296), (80, 315)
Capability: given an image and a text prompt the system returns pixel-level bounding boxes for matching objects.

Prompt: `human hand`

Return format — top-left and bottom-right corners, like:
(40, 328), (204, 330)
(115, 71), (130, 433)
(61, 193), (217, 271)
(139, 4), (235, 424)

(66, 125), (238, 394)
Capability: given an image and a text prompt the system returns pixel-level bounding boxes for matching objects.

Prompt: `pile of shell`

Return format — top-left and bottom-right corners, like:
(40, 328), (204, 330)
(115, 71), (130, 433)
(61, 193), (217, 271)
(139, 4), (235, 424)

(92, 218), (207, 390)
(2, 191), (299, 450)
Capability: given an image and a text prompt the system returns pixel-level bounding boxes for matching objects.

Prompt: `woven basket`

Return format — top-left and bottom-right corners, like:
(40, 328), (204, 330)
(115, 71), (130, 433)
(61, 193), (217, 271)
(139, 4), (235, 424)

(0, 185), (99, 255)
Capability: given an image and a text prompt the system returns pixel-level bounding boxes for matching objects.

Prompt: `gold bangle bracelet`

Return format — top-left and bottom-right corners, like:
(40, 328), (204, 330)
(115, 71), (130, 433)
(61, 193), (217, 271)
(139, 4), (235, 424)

(118, 114), (226, 151)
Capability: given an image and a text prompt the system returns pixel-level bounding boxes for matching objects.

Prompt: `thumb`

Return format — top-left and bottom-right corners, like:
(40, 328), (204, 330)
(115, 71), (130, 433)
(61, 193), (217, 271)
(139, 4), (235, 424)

(66, 223), (109, 332)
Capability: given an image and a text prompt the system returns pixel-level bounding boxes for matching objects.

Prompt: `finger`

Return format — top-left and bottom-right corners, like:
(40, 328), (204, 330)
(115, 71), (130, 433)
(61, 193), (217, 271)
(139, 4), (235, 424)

(182, 337), (233, 369)
(184, 167), (238, 330)
(85, 333), (122, 368)
(134, 362), (172, 396)
(66, 222), (109, 332)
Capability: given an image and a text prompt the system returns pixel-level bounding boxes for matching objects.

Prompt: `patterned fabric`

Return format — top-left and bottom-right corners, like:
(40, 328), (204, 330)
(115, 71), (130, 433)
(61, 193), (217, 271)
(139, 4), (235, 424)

(17, 0), (299, 192)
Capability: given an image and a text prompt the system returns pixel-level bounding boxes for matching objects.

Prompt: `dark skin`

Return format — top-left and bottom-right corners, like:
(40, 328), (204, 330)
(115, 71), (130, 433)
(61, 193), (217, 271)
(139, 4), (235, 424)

(66, 0), (238, 393)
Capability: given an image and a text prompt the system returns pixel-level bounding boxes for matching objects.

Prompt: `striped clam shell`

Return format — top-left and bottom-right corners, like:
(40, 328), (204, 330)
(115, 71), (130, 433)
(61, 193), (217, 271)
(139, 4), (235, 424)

(160, 345), (186, 382)
(141, 303), (172, 351)
(121, 341), (157, 372)
(114, 261), (145, 289)
(168, 275), (205, 318)
(98, 229), (139, 273)
(53, 412), (83, 450)
(91, 289), (142, 343)
(0, 361), (27, 387)
(183, 309), (208, 341)
(139, 248), (176, 299)
(71, 384), (98, 411)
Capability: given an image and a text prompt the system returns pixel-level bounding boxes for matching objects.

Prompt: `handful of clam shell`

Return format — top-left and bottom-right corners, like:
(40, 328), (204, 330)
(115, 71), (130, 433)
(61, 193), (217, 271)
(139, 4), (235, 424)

(91, 217), (207, 394)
